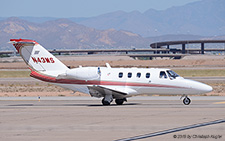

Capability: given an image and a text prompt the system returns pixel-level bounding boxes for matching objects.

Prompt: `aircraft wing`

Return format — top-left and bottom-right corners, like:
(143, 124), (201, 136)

(88, 85), (136, 99)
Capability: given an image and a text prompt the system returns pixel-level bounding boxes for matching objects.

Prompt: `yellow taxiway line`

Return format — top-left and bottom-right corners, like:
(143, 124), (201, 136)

(213, 101), (225, 104)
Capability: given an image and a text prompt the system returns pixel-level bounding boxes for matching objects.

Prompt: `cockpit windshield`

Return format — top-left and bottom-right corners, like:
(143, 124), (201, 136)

(166, 70), (180, 79)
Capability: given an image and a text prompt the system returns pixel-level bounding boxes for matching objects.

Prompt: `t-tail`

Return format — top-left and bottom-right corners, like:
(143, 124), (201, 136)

(10, 39), (69, 76)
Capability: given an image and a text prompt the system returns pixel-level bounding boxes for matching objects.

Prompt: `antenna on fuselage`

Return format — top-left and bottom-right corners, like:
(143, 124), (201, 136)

(106, 63), (111, 68)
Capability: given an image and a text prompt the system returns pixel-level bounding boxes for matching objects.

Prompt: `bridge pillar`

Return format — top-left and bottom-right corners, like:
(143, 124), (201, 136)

(201, 43), (204, 54)
(167, 45), (170, 53)
(182, 44), (186, 54)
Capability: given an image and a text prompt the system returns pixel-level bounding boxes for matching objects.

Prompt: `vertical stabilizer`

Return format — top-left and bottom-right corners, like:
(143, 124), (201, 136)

(10, 39), (69, 73)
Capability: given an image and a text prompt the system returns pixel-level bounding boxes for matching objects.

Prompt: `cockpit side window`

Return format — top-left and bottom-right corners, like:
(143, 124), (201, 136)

(167, 70), (179, 79)
(159, 71), (167, 79)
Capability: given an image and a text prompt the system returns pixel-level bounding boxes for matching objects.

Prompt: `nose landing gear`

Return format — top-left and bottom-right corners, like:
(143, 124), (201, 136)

(181, 95), (191, 105)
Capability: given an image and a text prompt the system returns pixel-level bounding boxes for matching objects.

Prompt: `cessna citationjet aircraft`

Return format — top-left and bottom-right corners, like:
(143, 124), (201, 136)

(10, 39), (212, 105)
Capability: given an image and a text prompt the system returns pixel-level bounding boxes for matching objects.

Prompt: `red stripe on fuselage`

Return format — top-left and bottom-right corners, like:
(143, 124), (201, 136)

(30, 70), (56, 82)
(30, 70), (187, 89)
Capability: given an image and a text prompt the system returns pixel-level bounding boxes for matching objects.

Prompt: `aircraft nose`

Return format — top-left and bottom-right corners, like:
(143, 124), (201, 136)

(186, 79), (213, 94)
(199, 83), (213, 93)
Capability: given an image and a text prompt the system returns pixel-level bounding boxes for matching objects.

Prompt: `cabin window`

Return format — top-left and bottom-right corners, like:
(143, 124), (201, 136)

(128, 72), (132, 78)
(160, 71), (167, 79)
(146, 73), (150, 78)
(137, 72), (141, 78)
(119, 72), (123, 78)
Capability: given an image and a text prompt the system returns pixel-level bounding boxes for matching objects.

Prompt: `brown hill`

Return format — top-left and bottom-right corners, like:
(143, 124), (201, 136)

(0, 17), (151, 50)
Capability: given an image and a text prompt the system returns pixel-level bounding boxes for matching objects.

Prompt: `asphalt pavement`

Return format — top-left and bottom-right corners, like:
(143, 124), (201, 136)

(0, 96), (225, 141)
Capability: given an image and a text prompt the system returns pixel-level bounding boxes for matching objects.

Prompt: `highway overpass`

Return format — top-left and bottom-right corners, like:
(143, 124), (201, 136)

(150, 40), (225, 54)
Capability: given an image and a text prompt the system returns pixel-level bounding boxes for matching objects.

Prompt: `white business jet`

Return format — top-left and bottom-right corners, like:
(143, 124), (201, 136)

(10, 39), (213, 105)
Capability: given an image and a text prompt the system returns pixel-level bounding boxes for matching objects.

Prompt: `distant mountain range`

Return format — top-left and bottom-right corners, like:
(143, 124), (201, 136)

(0, 0), (225, 50)
(0, 17), (152, 50)
(1, 0), (224, 37)
(0, 17), (207, 51)
(72, 0), (225, 37)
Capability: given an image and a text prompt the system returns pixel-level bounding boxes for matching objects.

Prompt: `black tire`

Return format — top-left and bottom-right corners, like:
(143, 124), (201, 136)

(183, 97), (191, 105)
(102, 98), (110, 106)
(115, 99), (124, 105)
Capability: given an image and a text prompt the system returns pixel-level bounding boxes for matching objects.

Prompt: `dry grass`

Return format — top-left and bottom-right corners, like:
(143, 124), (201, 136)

(0, 71), (30, 78)
(0, 83), (68, 93)
(174, 69), (225, 77)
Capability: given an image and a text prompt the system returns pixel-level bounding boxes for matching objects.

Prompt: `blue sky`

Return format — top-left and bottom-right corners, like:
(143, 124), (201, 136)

(1, 0), (200, 18)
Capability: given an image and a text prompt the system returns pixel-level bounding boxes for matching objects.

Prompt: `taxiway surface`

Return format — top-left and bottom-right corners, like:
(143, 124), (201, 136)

(0, 96), (225, 141)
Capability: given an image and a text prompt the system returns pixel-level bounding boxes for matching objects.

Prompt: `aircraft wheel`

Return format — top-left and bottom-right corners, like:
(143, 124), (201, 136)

(183, 96), (191, 105)
(115, 99), (124, 105)
(102, 98), (110, 106)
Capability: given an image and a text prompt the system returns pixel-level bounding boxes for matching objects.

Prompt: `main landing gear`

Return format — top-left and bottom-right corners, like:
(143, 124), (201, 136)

(102, 94), (113, 106)
(181, 95), (191, 105)
(102, 98), (111, 105)
(115, 98), (127, 105)
(101, 97), (127, 106)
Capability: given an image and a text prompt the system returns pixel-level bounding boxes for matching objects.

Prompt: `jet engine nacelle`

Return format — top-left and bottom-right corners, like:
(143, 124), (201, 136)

(65, 67), (100, 80)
